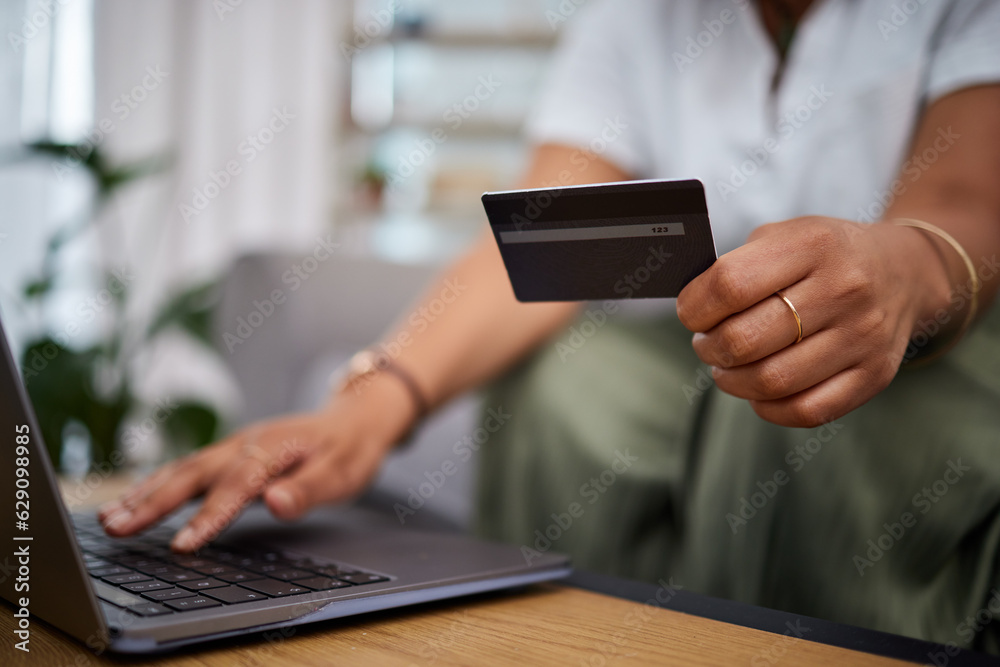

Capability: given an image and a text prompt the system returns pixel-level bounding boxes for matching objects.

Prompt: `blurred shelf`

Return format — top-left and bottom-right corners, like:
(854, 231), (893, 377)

(334, 212), (482, 267)
(349, 119), (523, 137)
(339, 2), (556, 246)
(375, 29), (557, 48)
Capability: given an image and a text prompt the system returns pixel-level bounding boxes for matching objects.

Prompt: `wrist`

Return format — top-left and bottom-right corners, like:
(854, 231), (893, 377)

(882, 222), (955, 326)
(325, 359), (423, 446)
(880, 218), (980, 360)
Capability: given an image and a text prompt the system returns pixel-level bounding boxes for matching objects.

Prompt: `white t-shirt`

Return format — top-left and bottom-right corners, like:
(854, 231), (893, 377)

(527, 0), (1000, 257)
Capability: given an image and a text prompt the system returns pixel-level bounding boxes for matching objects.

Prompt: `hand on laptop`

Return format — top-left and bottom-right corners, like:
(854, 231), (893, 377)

(98, 373), (417, 552)
(676, 216), (956, 428)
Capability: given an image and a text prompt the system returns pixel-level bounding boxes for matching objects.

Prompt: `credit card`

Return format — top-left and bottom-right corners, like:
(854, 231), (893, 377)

(482, 179), (717, 302)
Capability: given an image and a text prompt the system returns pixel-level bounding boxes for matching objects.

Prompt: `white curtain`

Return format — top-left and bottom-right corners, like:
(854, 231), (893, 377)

(93, 0), (348, 298)
(88, 0), (349, 461)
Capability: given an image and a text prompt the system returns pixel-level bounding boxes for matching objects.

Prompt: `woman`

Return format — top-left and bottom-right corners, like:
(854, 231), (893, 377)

(101, 0), (1000, 650)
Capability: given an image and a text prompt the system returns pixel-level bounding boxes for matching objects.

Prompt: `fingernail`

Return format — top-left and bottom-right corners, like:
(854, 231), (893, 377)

(98, 501), (122, 519)
(171, 526), (197, 552)
(104, 509), (133, 531)
(268, 487), (295, 515)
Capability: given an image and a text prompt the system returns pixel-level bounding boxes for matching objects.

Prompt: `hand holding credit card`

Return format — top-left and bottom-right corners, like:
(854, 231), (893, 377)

(482, 179), (717, 302)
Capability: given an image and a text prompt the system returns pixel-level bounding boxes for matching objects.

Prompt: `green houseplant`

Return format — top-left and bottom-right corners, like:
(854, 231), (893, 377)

(16, 141), (223, 470)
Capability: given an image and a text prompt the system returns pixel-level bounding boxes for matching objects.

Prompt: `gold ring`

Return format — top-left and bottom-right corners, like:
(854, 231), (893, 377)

(776, 291), (803, 344)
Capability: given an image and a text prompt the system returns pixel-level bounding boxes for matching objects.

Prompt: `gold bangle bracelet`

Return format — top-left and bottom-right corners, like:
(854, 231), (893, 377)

(891, 218), (981, 363)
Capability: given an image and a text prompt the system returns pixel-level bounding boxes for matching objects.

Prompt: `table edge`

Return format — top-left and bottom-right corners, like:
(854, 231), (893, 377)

(564, 571), (995, 666)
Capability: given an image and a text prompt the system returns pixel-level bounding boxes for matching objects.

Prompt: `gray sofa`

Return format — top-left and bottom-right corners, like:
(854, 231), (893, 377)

(212, 253), (481, 533)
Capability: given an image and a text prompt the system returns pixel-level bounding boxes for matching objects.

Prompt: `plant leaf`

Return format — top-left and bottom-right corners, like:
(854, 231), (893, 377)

(162, 402), (220, 451)
(21, 339), (102, 466)
(23, 278), (53, 300)
(146, 281), (220, 345)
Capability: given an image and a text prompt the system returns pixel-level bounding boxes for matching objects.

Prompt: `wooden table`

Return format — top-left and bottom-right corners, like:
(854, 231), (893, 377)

(4, 581), (919, 666)
(2, 477), (981, 665)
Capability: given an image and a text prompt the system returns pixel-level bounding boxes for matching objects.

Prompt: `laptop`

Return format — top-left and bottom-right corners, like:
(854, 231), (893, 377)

(0, 316), (570, 653)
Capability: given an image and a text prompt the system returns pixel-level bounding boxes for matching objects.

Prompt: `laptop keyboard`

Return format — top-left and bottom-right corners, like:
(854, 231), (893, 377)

(71, 515), (391, 618)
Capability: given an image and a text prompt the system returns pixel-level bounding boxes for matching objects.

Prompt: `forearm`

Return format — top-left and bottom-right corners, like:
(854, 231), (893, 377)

(886, 184), (1000, 315)
(882, 86), (1000, 330)
(383, 236), (580, 408)
(347, 145), (632, 424)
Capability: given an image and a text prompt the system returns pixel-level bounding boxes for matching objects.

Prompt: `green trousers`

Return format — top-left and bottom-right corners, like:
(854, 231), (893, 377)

(476, 301), (1000, 652)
